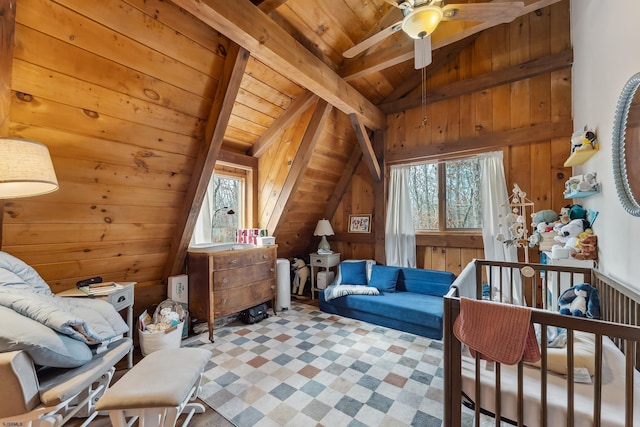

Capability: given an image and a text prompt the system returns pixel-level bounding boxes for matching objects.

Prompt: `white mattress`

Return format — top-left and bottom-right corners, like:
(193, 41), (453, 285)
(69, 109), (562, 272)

(461, 336), (640, 427)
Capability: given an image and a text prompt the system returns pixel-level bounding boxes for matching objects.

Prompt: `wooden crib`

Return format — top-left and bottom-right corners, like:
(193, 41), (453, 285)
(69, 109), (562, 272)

(443, 259), (640, 427)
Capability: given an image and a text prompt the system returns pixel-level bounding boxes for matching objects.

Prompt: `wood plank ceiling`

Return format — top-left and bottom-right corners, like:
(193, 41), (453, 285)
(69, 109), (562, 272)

(1, 0), (564, 309)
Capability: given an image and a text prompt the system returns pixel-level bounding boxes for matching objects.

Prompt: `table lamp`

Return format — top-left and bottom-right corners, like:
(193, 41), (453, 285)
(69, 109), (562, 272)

(0, 137), (59, 249)
(313, 219), (334, 253)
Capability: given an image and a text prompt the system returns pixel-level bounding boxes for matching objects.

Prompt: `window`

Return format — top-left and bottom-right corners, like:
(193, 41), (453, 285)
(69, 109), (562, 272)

(210, 175), (243, 243)
(407, 157), (482, 231)
(192, 170), (247, 245)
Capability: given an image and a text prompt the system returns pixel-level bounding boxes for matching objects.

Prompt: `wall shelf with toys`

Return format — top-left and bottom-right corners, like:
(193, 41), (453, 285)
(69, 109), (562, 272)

(564, 127), (599, 167)
(564, 186), (600, 199)
(564, 146), (599, 167)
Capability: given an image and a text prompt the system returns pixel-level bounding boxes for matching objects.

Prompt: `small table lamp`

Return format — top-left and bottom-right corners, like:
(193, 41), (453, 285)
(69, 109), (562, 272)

(0, 138), (59, 198)
(313, 219), (334, 253)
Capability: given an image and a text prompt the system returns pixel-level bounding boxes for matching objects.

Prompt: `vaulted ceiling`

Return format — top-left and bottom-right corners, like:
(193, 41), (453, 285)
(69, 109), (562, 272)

(1, 0), (566, 305)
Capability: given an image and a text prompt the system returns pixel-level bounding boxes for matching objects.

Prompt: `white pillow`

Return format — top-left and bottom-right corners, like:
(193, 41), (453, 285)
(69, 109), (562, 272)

(532, 330), (596, 376)
(333, 259), (376, 286)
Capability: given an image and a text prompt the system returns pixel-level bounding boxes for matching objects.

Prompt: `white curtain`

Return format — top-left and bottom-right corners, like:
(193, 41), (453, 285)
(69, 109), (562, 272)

(191, 177), (216, 245)
(385, 165), (416, 267)
(479, 151), (522, 304)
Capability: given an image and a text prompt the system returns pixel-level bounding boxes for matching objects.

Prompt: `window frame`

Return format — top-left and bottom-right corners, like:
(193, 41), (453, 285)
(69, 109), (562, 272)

(406, 155), (483, 235)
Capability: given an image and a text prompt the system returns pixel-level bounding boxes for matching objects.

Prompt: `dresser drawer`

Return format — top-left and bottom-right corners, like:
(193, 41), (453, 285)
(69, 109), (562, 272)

(101, 284), (134, 312)
(213, 263), (276, 291)
(214, 279), (275, 317)
(310, 252), (340, 268)
(211, 247), (276, 271)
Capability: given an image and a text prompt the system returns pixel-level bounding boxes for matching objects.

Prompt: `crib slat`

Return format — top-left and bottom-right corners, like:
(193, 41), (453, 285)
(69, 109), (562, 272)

(567, 330), (575, 427)
(517, 362), (524, 426)
(594, 334), (603, 427)
(627, 341), (634, 427)
(541, 325), (548, 427)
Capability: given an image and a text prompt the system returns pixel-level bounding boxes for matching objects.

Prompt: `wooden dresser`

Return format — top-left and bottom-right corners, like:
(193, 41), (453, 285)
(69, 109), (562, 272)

(187, 245), (277, 341)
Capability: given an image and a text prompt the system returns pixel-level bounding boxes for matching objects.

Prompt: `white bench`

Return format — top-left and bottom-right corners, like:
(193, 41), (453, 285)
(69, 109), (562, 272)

(96, 347), (211, 427)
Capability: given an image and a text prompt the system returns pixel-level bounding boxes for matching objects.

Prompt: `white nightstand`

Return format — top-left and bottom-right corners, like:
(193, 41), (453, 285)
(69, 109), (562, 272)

(57, 282), (136, 368)
(309, 252), (340, 299)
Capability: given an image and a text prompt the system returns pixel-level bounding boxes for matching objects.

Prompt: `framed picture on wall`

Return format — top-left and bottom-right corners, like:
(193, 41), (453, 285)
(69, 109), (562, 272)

(349, 214), (371, 233)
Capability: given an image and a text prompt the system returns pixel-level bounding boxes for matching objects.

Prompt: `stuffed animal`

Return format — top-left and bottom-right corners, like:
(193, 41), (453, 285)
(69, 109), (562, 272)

(573, 233), (598, 260)
(291, 258), (310, 298)
(552, 218), (590, 257)
(558, 283), (600, 319)
(528, 209), (560, 247)
(570, 127), (597, 153)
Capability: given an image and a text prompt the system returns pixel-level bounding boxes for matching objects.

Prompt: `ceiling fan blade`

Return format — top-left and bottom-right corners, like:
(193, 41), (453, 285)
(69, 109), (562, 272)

(414, 36), (432, 69)
(442, 2), (525, 24)
(343, 20), (403, 58)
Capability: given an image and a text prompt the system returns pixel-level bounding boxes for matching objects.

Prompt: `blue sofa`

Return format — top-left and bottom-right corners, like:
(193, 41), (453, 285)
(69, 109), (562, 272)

(318, 262), (456, 340)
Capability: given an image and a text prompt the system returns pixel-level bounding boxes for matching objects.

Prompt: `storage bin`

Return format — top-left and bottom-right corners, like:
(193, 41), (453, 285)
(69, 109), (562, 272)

(139, 322), (184, 356)
(316, 271), (335, 289)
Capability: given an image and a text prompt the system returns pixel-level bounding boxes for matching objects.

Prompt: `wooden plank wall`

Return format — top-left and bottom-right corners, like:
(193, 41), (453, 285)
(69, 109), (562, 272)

(331, 2), (571, 276)
(3, 0), (227, 312)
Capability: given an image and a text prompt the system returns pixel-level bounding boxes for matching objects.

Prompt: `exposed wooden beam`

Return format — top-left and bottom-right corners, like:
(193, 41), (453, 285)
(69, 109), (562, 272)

(164, 45), (250, 279)
(249, 91), (317, 157)
(172, 0), (386, 130)
(372, 130), (386, 264)
(380, 49), (573, 114)
(257, 0), (288, 14)
(349, 114), (381, 182)
(0, 0), (16, 249)
(218, 148), (258, 169)
(323, 145), (363, 220)
(386, 120), (574, 164)
(266, 100), (332, 235)
(340, 0), (563, 77)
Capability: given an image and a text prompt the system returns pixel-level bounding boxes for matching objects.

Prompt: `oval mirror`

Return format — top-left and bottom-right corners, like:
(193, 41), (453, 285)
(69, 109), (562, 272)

(612, 73), (640, 216)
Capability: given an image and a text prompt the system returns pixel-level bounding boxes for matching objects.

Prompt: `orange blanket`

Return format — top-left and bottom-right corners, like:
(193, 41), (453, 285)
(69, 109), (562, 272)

(453, 297), (540, 365)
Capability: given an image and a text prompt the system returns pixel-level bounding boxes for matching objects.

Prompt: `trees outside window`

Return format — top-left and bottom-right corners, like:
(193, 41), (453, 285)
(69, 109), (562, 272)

(211, 175), (243, 242)
(407, 157), (482, 231)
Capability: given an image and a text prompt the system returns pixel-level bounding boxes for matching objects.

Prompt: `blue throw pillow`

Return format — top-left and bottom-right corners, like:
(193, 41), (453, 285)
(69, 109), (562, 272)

(339, 261), (367, 285)
(368, 265), (399, 293)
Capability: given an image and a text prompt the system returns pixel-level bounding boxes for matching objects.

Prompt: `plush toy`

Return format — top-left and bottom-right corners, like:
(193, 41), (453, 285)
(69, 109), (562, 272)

(570, 127), (597, 153)
(291, 258), (310, 298)
(528, 209), (559, 247)
(558, 283), (600, 319)
(552, 218), (590, 255)
(573, 233), (598, 260)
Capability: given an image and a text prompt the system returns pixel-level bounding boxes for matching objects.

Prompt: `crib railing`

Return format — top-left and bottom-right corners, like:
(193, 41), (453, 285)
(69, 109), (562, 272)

(444, 259), (640, 427)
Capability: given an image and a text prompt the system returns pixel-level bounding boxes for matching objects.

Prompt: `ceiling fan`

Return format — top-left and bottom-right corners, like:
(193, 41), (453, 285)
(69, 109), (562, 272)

(343, 0), (525, 69)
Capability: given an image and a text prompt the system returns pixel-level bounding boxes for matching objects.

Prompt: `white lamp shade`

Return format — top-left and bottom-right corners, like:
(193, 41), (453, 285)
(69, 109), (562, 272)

(0, 138), (59, 198)
(402, 6), (443, 39)
(313, 219), (334, 236)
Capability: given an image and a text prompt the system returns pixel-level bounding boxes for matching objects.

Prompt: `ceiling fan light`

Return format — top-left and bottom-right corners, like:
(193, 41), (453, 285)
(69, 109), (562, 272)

(402, 6), (443, 39)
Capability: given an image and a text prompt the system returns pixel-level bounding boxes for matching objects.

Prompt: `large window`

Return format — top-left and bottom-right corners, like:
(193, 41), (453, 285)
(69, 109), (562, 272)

(407, 157), (482, 231)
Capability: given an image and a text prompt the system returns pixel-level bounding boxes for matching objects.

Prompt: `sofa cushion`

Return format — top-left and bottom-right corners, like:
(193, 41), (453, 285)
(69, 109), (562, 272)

(368, 265), (399, 293)
(339, 261), (368, 285)
(0, 306), (93, 368)
(396, 268), (456, 296)
(324, 292), (444, 332)
(334, 259), (375, 286)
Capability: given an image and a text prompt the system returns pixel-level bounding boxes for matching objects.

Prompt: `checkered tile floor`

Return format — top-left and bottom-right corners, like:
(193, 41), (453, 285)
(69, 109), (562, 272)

(186, 303), (478, 427)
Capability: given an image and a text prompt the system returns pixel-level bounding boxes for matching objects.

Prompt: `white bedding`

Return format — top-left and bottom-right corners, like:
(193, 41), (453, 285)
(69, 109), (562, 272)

(461, 335), (640, 426)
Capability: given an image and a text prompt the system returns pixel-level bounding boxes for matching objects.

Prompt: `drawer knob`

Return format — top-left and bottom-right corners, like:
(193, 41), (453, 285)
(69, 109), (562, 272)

(223, 278), (228, 284)
(270, 268), (275, 272)
(118, 296), (125, 303)
(316, 259), (322, 263)
(263, 255), (267, 259)
(230, 259), (237, 264)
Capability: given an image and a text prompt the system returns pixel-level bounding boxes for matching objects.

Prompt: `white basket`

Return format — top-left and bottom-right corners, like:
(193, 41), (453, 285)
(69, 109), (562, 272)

(139, 322), (184, 356)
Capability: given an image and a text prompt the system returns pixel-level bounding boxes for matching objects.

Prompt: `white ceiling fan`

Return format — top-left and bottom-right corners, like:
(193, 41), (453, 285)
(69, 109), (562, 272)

(343, 0), (525, 69)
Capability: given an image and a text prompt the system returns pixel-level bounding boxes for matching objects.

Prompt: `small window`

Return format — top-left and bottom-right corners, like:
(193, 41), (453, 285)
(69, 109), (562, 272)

(407, 157), (482, 231)
(211, 175), (243, 243)
(192, 172), (246, 245)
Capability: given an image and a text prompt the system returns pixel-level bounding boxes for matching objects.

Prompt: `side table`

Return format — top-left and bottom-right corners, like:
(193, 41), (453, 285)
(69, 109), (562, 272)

(309, 252), (340, 299)
(57, 282), (136, 368)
